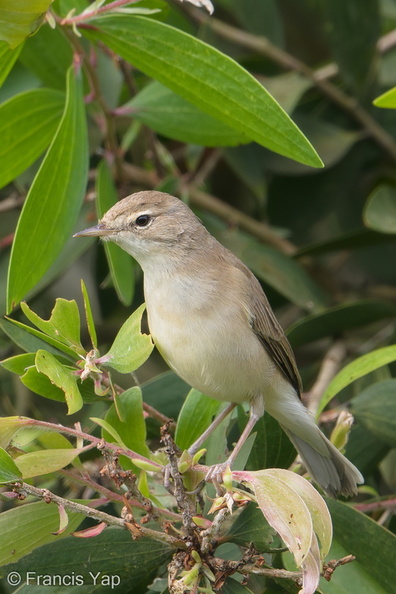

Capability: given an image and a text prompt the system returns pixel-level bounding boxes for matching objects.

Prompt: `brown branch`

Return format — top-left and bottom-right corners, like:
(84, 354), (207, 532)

(161, 423), (197, 537)
(305, 340), (346, 415)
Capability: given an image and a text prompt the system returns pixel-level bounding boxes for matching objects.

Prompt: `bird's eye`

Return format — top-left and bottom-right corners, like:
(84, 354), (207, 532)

(135, 214), (152, 227)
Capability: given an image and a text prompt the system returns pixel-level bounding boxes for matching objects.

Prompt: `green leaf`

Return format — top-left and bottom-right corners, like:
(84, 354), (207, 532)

(19, 24), (73, 89)
(2, 528), (172, 592)
(21, 365), (71, 405)
(0, 416), (25, 449)
(287, 300), (396, 348)
(90, 417), (126, 446)
(81, 280), (97, 349)
(0, 500), (85, 566)
(82, 15), (323, 167)
(127, 80), (248, 147)
(105, 303), (154, 373)
(242, 413), (296, 471)
(0, 353), (35, 375)
(6, 65), (88, 312)
(261, 71), (312, 114)
(35, 350), (84, 415)
(0, 447), (22, 483)
(0, 40), (23, 87)
(374, 86), (396, 108)
(0, 88), (64, 188)
(364, 184), (396, 234)
(351, 379), (396, 448)
(175, 389), (221, 450)
(142, 371), (189, 420)
(323, 499), (396, 594)
(225, 502), (275, 552)
(319, 345), (396, 415)
(102, 386), (151, 459)
(0, 0), (52, 48)
(14, 447), (80, 478)
(1, 317), (79, 360)
(96, 160), (134, 306)
(21, 299), (84, 354)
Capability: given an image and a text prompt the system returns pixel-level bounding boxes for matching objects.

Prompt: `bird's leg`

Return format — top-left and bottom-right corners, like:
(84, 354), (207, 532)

(205, 394), (264, 483)
(187, 402), (237, 456)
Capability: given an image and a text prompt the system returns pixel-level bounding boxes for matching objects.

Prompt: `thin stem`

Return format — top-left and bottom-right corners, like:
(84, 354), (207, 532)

(60, 0), (139, 25)
(20, 418), (163, 470)
(354, 498), (396, 513)
(306, 340), (346, 415)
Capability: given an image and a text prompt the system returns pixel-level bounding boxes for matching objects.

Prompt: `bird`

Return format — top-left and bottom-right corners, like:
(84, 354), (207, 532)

(74, 190), (363, 497)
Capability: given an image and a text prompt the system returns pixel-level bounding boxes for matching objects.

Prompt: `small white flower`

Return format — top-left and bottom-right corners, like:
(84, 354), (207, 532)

(178, 0), (214, 15)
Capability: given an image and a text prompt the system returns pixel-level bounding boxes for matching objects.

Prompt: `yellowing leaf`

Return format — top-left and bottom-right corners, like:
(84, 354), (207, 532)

(14, 448), (80, 478)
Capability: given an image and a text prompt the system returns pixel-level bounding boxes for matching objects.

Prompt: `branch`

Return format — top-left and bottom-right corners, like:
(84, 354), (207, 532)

(12, 482), (183, 548)
(19, 418), (164, 471)
(60, 0), (139, 25)
(305, 340), (346, 415)
(354, 498), (396, 513)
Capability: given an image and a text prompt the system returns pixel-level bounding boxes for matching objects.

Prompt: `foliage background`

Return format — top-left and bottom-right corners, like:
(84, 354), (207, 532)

(0, 0), (396, 593)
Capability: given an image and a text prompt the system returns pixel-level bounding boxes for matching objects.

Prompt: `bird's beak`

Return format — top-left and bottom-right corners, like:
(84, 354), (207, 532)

(73, 224), (114, 238)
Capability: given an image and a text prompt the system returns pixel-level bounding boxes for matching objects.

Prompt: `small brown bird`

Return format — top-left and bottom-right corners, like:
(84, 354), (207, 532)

(75, 191), (363, 496)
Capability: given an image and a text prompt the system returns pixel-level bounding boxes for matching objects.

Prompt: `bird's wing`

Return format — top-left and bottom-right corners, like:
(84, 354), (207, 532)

(247, 274), (303, 397)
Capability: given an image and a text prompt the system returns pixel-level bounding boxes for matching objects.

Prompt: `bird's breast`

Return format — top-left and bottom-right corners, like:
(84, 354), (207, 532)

(144, 272), (275, 402)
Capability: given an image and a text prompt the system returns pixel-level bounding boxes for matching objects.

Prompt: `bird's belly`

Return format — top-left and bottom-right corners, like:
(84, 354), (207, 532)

(147, 303), (275, 403)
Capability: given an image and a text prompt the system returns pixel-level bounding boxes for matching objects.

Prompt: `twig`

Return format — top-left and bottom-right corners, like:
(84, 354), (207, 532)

(210, 556), (302, 583)
(200, 507), (230, 554)
(323, 555), (356, 582)
(12, 482), (182, 547)
(143, 401), (176, 430)
(0, 194), (24, 213)
(305, 340), (346, 415)
(354, 498), (396, 513)
(60, 0), (139, 25)
(60, 468), (182, 521)
(19, 418), (163, 471)
(161, 424), (196, 537)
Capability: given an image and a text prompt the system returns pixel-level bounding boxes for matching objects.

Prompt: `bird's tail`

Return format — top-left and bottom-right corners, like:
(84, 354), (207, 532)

(265, 390), (364, 497)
